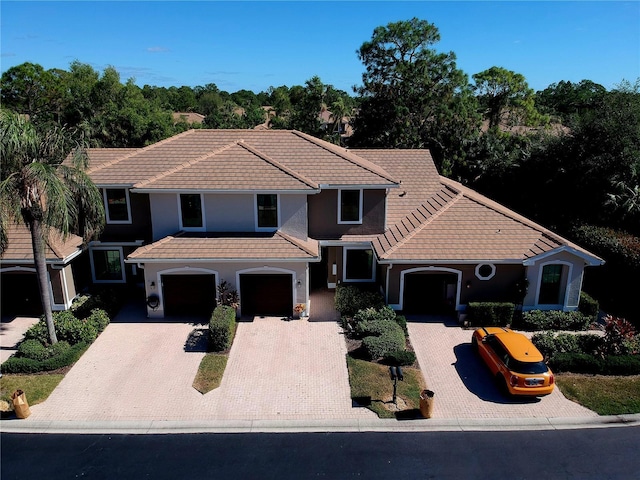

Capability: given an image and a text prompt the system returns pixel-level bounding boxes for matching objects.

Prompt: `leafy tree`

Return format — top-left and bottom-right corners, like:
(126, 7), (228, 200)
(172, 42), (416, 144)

(350, 18), (481, 174)
(0, 110), (105, 344)
(289, 76), (325, 136)
(0, 62), (64, 125)
(535, 79), (606, 123)
(472, 66), (546, 129)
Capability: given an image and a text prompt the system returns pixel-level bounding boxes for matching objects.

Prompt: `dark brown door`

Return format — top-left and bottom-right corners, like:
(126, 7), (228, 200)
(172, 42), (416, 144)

(403, 273), (457, 314)
(240, 274), (293, 317)
(162, 274), (216, 317)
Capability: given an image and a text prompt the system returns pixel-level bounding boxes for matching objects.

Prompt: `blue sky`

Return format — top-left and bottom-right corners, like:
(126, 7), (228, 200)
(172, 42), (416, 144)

(1, 1), (638, 94)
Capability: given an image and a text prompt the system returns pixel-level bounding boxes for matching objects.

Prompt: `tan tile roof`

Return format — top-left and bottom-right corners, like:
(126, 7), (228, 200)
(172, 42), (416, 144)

(172, 112), (205, 124)
(87, 130), (399, 189)
(1, 223), (83, 263)
(127, 230), (319, 261)
(135, 141), (318, 191)
(350, 149), (441, 226)
(372, 176), (603, 263)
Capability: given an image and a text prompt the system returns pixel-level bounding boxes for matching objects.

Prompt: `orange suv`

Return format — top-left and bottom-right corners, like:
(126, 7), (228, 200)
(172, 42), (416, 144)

(472, 327), (555, 396)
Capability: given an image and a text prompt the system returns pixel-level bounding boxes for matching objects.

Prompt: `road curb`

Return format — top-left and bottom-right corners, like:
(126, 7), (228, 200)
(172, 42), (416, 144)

(2, 414), (639, 435)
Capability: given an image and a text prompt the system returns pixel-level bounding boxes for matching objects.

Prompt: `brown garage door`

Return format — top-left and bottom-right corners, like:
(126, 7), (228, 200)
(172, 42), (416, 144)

(240, 274), (293, 317)
(403, 272), (457, 314)
(162, 274), (216, 317)
(1, 272), (42, 316)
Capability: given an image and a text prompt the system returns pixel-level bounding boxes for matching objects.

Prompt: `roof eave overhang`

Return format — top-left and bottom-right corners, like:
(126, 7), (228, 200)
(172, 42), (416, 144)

(376, 258), (525, 265)
(125, 257), (320, 264)
(130, 188), (320, 195)
(522, 246), (605, 266)
(318, 184), (399, 190)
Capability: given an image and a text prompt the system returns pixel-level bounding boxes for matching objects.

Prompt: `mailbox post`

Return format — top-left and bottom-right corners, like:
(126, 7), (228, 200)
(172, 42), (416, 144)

(389, 366), (404, 405)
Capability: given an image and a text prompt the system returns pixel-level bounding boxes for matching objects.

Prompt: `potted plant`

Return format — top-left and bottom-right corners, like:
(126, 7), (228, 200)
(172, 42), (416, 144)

(293, 303), (306, 319)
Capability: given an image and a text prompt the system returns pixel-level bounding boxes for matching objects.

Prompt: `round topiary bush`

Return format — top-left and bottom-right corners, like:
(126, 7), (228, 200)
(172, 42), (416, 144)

(17, 339), (49, 361)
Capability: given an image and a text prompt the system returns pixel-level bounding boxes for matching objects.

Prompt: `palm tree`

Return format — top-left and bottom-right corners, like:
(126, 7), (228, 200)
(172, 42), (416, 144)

(0, 110), (105, 344)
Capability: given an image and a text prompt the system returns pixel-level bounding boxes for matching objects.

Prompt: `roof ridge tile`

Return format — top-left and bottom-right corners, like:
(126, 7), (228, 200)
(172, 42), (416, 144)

(291, 130), (399, 185)
(88, 130), (196, 174)
(236, 141), (319, 189)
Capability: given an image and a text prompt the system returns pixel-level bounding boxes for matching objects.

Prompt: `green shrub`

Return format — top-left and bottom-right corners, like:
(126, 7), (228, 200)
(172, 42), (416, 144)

(23, 320), (50, 345)
(601, 355), (640, 375)
(353, 306), (397, 324)
(578, 291), (599, 323)
(17, 339), (49, 361)
(466, 302), (515, 327)
(395, 315), (408, 335)
(209, 305), (237, 352)
(87, 308), (110, 333)
(519, 310), (590, 331)
(23, 311), (100, 346)
(362, 328), (406, 360)
(334, 285), (385, 317)
(554, 333), (581, 354)
(531, 332), (557, 359)
(71, 288), (125, 319)
(54, 311), (98, 344)
(355, 319), (401, 338)
(549, 353), (603, 374)
(1, 342), (88, 374)
(384, 350), (416, 366)
(576, 334), (604, 356)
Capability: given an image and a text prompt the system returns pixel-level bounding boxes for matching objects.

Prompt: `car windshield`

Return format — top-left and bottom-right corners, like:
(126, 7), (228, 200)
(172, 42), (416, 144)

(508, 359), (548, 374)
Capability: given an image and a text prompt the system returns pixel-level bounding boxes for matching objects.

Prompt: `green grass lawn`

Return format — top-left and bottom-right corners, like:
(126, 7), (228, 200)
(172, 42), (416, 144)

(0, 374), (65, 409)
(192, 353), (228, 394)
(556, 374), (640, 415)
(347, 356), (426, 418)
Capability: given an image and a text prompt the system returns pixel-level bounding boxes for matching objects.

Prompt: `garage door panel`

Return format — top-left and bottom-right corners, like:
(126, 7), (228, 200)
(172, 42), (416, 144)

(1, 272), (42, 316)
(162, 274), (216, 317)
(240, 274), (292, 317)
(404, 273), (457, 314)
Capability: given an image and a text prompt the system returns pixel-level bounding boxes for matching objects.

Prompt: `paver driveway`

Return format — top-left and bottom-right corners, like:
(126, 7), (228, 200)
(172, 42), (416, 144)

(407, 316), (598, 419)
(28, 306), (373, 422)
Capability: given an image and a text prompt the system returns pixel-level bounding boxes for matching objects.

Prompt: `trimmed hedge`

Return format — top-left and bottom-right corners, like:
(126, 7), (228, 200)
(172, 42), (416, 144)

(208, 305), (237, 352)
(362, 328), (406, 360)
(1, 342), (89, 374)
(466, 302), (515, 327)
(356, 319), (400, 338)
(334, 285), (385, 317)
(71, 288), (126, 319)
(532, 332), (604, 359)
(385, 350), (416, 366)
(518, 310), (591, 331)
(549, 353), (640, 375)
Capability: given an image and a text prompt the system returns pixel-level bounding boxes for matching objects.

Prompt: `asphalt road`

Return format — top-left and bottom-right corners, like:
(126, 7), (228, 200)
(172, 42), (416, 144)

(3, 427), (639, 479)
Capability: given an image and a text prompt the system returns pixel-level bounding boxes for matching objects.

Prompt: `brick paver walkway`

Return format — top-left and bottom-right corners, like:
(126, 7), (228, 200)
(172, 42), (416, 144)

(407, 316), (598, 419)
(28, 309), (373, 422)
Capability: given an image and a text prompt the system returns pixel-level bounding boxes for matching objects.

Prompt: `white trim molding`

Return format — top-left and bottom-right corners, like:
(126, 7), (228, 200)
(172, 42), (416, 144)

(152, 267), (219, 316)
(475, 263), (496, 281)
(254, 193), (280, 231)
(89, 246), (126, 284)
(533, 260), (574, 310)
(177, 193), (206, 231)
(343, 246), (376, 282)
(103, 187), (132, 224)
(235, 266), (297, 317)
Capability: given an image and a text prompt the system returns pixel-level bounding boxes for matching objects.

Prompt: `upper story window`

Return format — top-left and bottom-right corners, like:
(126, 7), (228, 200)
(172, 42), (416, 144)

(179, 193), (204, 230)
(538, 264), (564, 304)
(256, 194), (279, 230)
(103, 188), (131, 224)
(338, 189), (362, 224)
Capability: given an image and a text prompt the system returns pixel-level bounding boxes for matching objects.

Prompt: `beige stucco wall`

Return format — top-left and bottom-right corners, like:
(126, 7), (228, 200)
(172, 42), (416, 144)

(149, 193), (309, 241)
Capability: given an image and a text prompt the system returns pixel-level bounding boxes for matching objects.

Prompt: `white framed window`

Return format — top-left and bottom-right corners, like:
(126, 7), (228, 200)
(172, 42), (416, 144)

(255, 194), (279, 230)
(538, 263), (567, 305)
(103, 188), (132, 224)
(475, 263), (496, 280)
(90, 247), (125, 283)
(338, 189), (363, 224)
(178, 193), (205, 231)
(343, 247), (376, 282)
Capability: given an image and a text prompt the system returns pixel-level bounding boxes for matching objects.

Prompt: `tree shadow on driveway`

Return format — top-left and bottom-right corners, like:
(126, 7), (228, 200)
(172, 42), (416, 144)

(452, 343), (541, 405)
